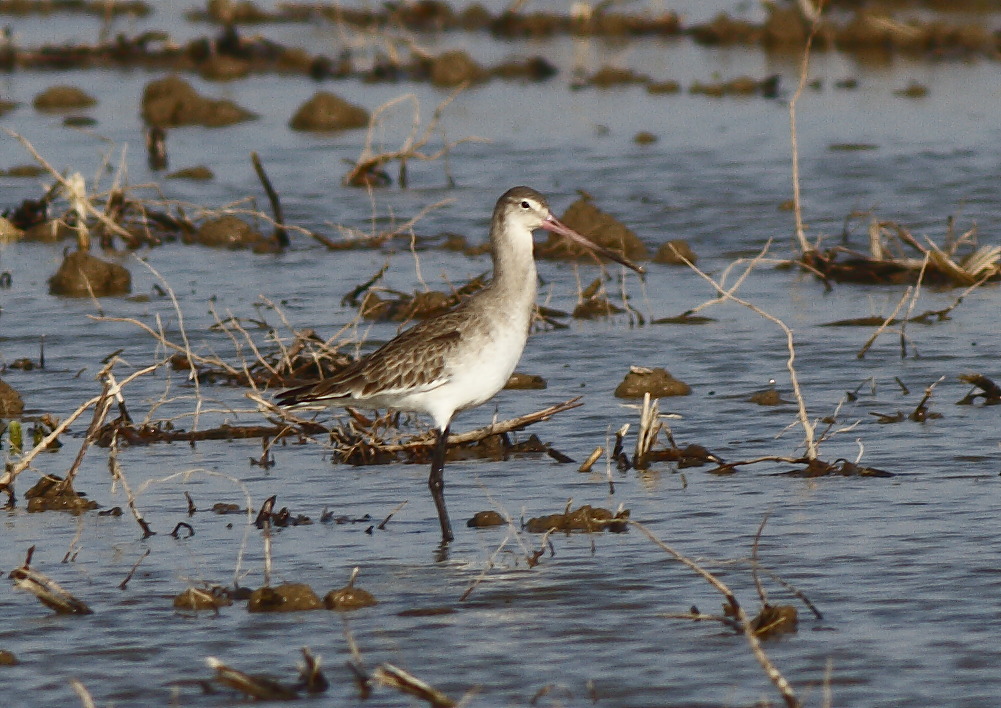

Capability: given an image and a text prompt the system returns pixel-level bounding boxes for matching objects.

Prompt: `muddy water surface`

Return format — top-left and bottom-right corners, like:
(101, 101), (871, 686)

(1, 2), (1000, 706)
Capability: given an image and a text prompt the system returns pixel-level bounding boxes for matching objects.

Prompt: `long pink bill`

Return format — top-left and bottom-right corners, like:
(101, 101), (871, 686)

(541, 214), (646, 275)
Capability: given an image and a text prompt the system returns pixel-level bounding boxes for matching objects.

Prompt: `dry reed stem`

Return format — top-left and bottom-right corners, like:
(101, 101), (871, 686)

(118, 548), (151, 590)
(371, 663), (456, 708)
(898, 253), (930, 358)
(631, 521), (800, 708)
(633, 392), (661, 466)
(459, 533), (513, 602)
(0, 362), (160, 492)
(679, 244), (818, 459)
(751, 511), (772, 605)
(255, 394), (583, 453)
(70, 679), (97, 708)
(138, 259), (206, 433)
(131, 467), (256, 587)
(856, 286), (913, 359)
(108, 432), (154, 538)
(343, 86), (487, 187)
(788, 1), (827, 256)
(3, 128), (139, 246)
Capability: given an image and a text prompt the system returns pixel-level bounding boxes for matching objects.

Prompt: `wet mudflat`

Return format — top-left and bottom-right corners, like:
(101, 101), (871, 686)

(1, 1), (1001, 706)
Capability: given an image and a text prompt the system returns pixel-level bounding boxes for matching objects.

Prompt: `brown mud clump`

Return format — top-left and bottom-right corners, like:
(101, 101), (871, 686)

(167, 166), (214, 181)
(504, 372), (547, 390)
(198, 54), (252, 81)
(32, 86), (96, 112)
(525, 504), (629, 533)
(747, 604), (798, 639)
(247, 583), (323, 612)
(192, 215), (267, 250)
(173, 587), (234, 611)
(690, 75), (780, 98)
(429, 49), (487, 87)
(615, 366), (690, 398)
(141, 75), (255, 128)
(537, 194), (648, 264)
(289, 91), (369, 132)
(467, 510), (505, 527)
(0, 379), (24, 416)
(324, 585), (377, 611)
(360, 286), (468, 322)
(747, 388), (791, 406)
(572, 277), (624, 319)
(48, 250), (131, 297)
(25, 475), (99, 513)
(653, 239), (697, 265)
(583, 65), (650, 88)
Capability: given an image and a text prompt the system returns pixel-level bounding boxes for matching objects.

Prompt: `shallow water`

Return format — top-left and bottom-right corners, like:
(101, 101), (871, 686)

(1, 2), (1001, 706)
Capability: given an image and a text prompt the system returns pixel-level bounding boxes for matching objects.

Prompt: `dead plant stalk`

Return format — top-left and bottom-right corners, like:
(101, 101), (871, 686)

(681, 243), (818, 459)
(788, 2), (827, 256)
(0, 363), (160, 492)
(631, 521), (800, 708)
(343, 85), (487, 187)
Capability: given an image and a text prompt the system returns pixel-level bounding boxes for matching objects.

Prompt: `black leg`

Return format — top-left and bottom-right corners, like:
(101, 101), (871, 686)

(428, 425), (454, 544)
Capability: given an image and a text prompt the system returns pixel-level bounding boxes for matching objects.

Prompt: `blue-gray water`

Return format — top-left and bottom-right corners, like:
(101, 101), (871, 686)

(1, 2), (1000, 706)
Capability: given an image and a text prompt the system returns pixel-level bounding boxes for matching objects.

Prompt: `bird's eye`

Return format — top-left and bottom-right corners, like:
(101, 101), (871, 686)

(520, 200), (530, 209)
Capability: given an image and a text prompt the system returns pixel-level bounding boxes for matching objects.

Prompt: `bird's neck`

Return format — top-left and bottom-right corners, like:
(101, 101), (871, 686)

(488, 227), (537, 309)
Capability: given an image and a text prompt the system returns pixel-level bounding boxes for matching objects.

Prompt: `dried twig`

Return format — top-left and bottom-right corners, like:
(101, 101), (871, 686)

(788, 1), (827, 256)
(10, 546), (93, 615)
(343, 87), (487, 187)
(250, 151), (289, 248)
(631, 522), (799, 707)
(680, 244), (818, 459)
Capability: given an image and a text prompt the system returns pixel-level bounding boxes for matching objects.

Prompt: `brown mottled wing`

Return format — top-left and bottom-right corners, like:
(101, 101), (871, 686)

(275, 314), (466, 407)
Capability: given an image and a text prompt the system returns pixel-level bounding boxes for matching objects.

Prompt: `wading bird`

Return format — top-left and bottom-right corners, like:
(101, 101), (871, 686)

(276, 186), (644, 546)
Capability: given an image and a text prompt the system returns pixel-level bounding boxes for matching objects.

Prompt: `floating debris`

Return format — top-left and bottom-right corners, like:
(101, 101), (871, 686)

(777, 458), (893, 478)
(166, 165), (214, 181)
(748, 604), (798, 639)
(0, 650), (17, 666)
(524, 504), (629, 534)
(324, 569), (378, 612)
(894, 81), (928, 98)
(206, 657), (299, 701)
(372, 662), (456, 708)
(9, 546), (93, 615)
(466, 510), (505, 528)
(24, 475), (98, 513)
(957, 374), (1001, 406)
(572, 277), (624, 319)
(653, 239), (697, 265)
(247, 583), (323, 612)
(211, 502), (243, 515)
(296, 647), (328, 694)
(173, 587), (233, 611)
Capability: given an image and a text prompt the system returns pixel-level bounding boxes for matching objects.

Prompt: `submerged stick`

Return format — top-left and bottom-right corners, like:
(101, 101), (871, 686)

(371, 663), (456, 708)
(787, 1), (826, 256)
(631, 522), (800, 708)
(250, 151), (289, 248)
(10, 546), (93, 615)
